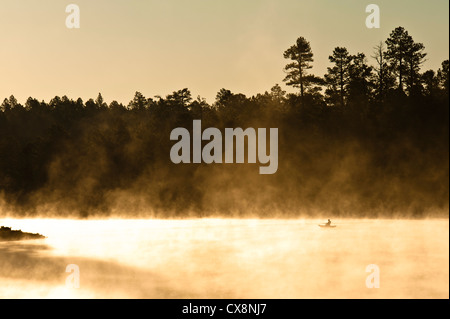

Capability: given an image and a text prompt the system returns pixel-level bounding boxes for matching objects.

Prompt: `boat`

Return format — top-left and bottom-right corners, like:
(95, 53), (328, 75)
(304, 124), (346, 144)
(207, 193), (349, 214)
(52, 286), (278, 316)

(0, 226), (46, 241)
(318, 224), (336, 228)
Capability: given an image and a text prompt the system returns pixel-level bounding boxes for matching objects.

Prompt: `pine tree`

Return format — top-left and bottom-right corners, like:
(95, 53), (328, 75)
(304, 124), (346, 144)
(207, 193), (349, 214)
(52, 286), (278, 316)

(325, 47), (353, 107)
(385, 27), (426, 94)
(283, 37), (315, 98)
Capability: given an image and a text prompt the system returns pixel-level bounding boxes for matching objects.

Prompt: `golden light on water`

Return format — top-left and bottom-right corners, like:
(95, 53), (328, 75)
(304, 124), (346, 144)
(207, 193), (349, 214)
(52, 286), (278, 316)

(1, 218), (448, 299)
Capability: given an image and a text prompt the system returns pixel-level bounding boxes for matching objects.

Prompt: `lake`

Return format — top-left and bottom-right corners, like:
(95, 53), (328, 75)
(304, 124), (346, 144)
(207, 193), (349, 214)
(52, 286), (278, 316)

(0, 218), (448, 298)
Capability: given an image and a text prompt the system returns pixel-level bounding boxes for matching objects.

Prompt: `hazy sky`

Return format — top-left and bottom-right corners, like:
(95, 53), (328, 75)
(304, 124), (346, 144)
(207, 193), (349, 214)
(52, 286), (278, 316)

(0, 0), (448, 104)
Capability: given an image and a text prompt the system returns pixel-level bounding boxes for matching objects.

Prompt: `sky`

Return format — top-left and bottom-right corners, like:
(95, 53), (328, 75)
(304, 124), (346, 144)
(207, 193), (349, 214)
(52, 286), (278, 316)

(0, 0), (448, 104)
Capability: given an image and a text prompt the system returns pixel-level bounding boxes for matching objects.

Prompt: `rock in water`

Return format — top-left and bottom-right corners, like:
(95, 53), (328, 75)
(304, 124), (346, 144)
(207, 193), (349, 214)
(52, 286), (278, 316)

(0, 226), (46, 242)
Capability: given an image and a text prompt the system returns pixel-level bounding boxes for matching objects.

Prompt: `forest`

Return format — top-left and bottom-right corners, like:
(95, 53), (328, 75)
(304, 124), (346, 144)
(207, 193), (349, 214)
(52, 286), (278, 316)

(0, 27), (448, 218)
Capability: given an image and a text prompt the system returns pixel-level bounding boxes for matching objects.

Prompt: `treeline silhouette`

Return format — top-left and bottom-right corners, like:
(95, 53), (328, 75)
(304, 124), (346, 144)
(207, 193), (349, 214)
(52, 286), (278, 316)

(0, 27), (448, 218)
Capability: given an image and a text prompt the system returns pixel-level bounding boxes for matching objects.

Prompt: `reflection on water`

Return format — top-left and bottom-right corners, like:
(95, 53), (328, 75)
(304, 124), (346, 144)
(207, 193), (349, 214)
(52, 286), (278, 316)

(0, 218), (448, 299)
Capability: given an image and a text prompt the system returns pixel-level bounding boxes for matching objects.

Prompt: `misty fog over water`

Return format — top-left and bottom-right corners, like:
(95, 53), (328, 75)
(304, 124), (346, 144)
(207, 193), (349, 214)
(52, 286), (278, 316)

(0, 218), (448, 299)
(0, 0), (448, 304)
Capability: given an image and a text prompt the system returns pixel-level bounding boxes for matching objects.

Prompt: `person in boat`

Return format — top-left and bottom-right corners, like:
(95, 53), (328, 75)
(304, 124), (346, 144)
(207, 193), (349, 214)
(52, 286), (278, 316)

(326, 219), (331, 226)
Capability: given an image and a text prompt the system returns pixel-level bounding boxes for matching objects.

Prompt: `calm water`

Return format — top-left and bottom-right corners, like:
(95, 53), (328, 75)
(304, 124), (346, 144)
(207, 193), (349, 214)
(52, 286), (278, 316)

(0, 218), (448, 299)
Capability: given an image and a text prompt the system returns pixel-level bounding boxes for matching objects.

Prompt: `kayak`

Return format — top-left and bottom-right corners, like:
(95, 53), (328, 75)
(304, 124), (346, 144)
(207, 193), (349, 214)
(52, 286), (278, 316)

(319, 224), (336, 228)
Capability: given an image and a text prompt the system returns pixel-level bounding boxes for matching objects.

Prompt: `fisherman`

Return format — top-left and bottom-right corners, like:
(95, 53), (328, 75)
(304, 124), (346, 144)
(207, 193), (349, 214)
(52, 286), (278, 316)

(326, 219), (331, 226)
